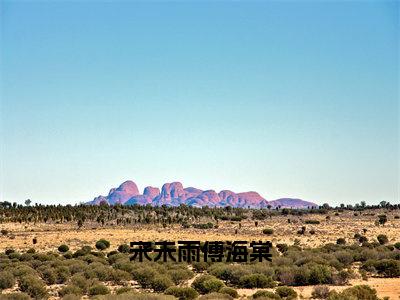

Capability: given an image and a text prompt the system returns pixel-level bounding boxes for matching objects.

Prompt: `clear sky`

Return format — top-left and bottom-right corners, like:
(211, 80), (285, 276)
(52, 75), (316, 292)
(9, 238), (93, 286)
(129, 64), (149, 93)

(1, 1), (398, 206)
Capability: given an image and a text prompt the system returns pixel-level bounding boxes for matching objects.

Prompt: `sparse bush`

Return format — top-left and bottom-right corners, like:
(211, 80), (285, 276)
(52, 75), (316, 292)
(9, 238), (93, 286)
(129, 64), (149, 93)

(198, 292), (233, 300)
(118, 244), (130, 253)
(58, 244), (69, 253)
(0, 292), (31, 300)
(329, 285), (379, 300)
(115, 286), (133, 295)
(239, 274), (275, 288)
(336, 238), (346, 245)
(373, 259), (400, 277)
(192, 275), (225, 294)
(252, 290), (280, 299)
(89, 283), (110, 296)
(19, 275), (48, 299)
(219, 287), (238, 298)
(59, 285), (83, 297)
(275, 286), (297, 299)
(305, 220), (320, 224)
(311, 285), (330, 299)
(263, 228), (274, 235)
(276, 243), (289, 253)
(394, 242), (400, 250)
(0, 270), (15, 289)
(377, 234), (389, 245)
(150, 275), (174, 292)
(165, 286), (199, 300)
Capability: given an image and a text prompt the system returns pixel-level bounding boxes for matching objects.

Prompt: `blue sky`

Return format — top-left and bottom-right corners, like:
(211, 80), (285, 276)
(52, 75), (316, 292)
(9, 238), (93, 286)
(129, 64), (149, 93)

(1, 1), (398, 206)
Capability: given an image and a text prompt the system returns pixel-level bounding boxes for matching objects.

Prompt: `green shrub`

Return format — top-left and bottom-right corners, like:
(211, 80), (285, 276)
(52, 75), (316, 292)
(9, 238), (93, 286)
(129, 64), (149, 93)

(19, 275), (48, 299)
(394, 242), (400, 250)
(219, 287), (238, 298)
(96, 239), (111, 250)
(198, 293), (233, 299)
(336, 238), (346, 245)
(252, 290), (281, 299)
(275, 286), (297, 300)
(329, 285), (379, 300)
(373, 259), (400, 277)
(276, 243), (289, 253)
(58, 244), (69, 253)
(305, 220), (320, 224)
(239, 274), (276, 288)
(311, 285), (330, 299)
(89, 283), (110, 296)
(0, 270), (15, 289)
(165, 286), (199, 300)
(168, 268), (194, 284)
(308, 264), (333, 284)
(58, 285), (83, 297)
(40, 267), (57, 284)
(0, 293), (31, 300)
(192, 275), (225, 294)
(118, 244), (130, 253)
(116, 286), (134, 295)
(377, 234), (389, 245)
(150, 275), (174, 292)
(263, 228), (274, 235)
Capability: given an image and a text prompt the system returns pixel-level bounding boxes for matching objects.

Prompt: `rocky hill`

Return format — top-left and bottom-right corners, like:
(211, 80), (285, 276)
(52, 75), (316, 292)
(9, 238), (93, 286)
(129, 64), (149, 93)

(87, 180), (318, 208)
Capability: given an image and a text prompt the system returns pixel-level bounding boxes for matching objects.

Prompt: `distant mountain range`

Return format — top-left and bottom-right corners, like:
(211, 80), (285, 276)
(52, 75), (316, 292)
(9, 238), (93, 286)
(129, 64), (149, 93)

(87, 180), (318, 209)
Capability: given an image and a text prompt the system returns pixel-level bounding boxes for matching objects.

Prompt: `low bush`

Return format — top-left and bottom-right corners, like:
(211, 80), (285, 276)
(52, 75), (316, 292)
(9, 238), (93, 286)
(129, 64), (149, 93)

(165, 286), (199, 300)
(19, 275), (48, 299)
(311, 285), (330, 299)
(219, 287), (238, 298)
(275, 286), (297, 300)
(328, 285), (379, 300)
(58, 244), (69, 253)
(0, 270), (15, 290)
(252, 290), (281, 299)
(96, 239), (111, 250)
(58, 285), (83, 297)
(192, 275), (225, 294)
(118, 244), (130, 253)
(238, 274), (276, 288)
(263, 228), (274, 235)
(89, 283), (110, 296)
(150, 275), (174, 292)
(377, 234), (389, 245)
(0, 293), (31, 300)
(305, 220), (320, 224)
(198, 293), (233, 300)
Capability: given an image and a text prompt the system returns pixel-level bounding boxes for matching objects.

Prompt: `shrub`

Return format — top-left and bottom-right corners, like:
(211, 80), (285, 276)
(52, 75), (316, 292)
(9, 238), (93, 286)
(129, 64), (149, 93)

(336, 285), (379, 300)
(118, 244), (130, 253)
(96, 239), (111, 250)
(198, 292), (233, 300)
(89, 283), (110, 296)
(308, 265), (332, 285)
(150, 275), (174, 292)
(275, 286), (297, 300)
(377, 234), (389, 245)
(239, 274), (276, 288)
(193, 223), (214, 229)
(58, 244), (69, 253)
(305, 220), (320, 224)
(0, 271), (15, 290)
(58, 285), (83, 297)
(336, 238), (346, 245)
(165, 286), (199, 300)
(192, 275), (225, 294)
(219, 287), (238, 298)
(115, 286), (133, 294)
(41, 267), (57, 284)
(311, 286), (330, 299)
(169, 268), (194, 285)
(276, 243), (289, 253)
(263, 228), (274, 235)
(1, 229), (9, 235)
(395, 242), (400, 250)
(0, 293), (31, 300)
(252, 290), (281, 299)
(373, 259), (400, 277)
(19, 275), (48, 299)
